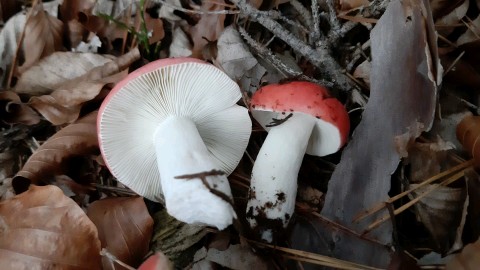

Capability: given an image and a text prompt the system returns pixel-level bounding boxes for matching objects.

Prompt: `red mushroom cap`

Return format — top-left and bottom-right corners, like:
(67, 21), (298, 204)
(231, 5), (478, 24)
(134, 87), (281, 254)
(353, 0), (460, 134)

(250, 81), (350, 156)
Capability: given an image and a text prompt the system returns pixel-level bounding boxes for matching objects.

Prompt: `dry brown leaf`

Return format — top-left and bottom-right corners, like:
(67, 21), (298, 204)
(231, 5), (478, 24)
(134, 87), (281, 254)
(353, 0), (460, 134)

(456, 115), (480, 167)
(189, 1), (226, 58)
(446, 239), (480, 269)
(0, 185), (102, 269)
(87, 197), (154, 270)
(18, 3), (63, 74)
(145, 12), (165, 44)
(15, 52), (115, 95)
(408, 138), (455, 183)
(19, 49), (140, 125)
(0, 91), (40, 125)
(12, 111), (98, 193)
(409, 184), (467, 253)
(193, 245), (269, 270)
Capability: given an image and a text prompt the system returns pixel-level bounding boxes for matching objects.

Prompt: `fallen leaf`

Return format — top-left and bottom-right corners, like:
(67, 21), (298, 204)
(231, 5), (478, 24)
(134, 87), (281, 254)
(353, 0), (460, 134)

(0, 12), (26, 87)
(18, 3), (63, 74)
(59, 0), (96, 22)
(456, 115), (480, 167)
(151, 209), (207, 268)
(217, 26), (258, 80)
(189, 1), (226, 58)
(353, 60), (371, 87)
(87, 197), (154, 270)
(0, 185), (102, 269)
(14, 52), (115, 95)
(434, 0), (468, 37)
(409, 184), (467, 253)
(12, 111), (99, 193)
(304, 0), (439, 267)
(0, 91), (40, 125)
(430, 0), (465, 20)
(456, 15), (480, 46)
(169, 26), (193, 57)
(339, 0), (370, 11)
(22, 49), (139, 125)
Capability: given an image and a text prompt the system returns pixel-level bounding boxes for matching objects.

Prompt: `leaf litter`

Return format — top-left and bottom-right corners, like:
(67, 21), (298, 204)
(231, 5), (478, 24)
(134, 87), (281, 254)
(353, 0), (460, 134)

(2, 0), (480, 269)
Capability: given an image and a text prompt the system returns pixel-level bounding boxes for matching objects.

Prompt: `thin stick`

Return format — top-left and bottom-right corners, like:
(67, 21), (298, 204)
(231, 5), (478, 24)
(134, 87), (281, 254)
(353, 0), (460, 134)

(363, 169), (466, 234)
(438, 34), (457, 48)
(249, 240), (383, 270)
(310, 0), (321, 44)
(443, 51), (465, 77)
(282, 254), (372, 270)
(353, 159), (473, 223)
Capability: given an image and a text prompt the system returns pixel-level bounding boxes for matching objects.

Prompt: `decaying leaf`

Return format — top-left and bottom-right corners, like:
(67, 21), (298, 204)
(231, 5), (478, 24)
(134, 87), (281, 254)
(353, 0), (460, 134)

(18, 3), (63, 74)
(456, 115), (480, 167)
(0, 185), (102, 269)
(409, 184), (467, 253)
(87, 197), (154, 270)
(12, 111), (99, 193)
(217, 26), (258, 80)
(189, 1), (226, 58)
(14, 52), (115, 95)
(408, 138), (455, 183)
(456, 15), (480, 46)
(169, 26), (192, 57)
(307, 0), (439, 267)
(192, 245), (269, 270)
(434, 0), (468, 36)
(0, 12), (26, 87)
(0, 91), (40, 125)
(19, 49), (139, 125)
(446, 239), (480, 269)
(353, 60), (371, 87)
(151, 209), (207, 268)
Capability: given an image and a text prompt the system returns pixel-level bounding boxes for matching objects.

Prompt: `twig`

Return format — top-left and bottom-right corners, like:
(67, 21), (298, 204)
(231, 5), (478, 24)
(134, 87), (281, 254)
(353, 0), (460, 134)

(156, 0), (240, 14)
(232, 0), (350, 92)
(310, 0), (321, 45)
(258, 10), (309, 34)
(238, 26), (334, 87)
(443, 51), (464, 77)
(325, 0), (341, 32)
(100, 249), (136, 270)
(352, 159), (473, 223)
(362, 169), (467, 234)
(289, 0), (312, 30)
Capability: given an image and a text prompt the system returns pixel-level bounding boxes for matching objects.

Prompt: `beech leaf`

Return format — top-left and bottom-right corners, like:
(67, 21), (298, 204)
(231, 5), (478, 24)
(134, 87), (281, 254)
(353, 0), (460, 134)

(16, 49), (140, 125)
(87, 197), (154, 270)
(18, 3), (63, 74)
(12, 111), (99, 193)
(0, 91), (40, 125)
(0, 185), (102, 269)
(456, 115), (480, 167)
(14, 52), (115, 95)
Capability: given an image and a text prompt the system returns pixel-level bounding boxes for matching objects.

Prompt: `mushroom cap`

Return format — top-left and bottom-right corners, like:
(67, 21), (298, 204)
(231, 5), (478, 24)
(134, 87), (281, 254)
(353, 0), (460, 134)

(250, 81), (349, 156)
(98, 58), (252, 201)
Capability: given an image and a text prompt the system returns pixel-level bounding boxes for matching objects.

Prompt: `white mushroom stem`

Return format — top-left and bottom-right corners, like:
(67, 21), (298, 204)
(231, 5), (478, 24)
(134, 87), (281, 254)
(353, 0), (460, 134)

(247, 113), (316, 242)
(154, 116), (236, 230)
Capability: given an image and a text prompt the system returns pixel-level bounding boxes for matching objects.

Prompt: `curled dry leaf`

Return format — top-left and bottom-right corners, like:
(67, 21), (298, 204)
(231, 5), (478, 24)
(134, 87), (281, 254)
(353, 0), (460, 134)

(409, 184), (467, 253)
(0, 185), (101, 269)
(14, 52), (115, 95)
(18, 3), (63, 74)
(456, 115), (480, 167)
(0, 91), (40, 125)
(87, 197), (154, 270)
(446, 239), (480, 270)
(17, 49), (140, 125)
(12, 111), (99, 193)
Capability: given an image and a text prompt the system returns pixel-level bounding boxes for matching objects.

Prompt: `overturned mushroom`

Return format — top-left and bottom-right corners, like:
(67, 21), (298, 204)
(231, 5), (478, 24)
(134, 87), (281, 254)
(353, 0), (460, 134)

(246, 81), (349, 242)
(98, 58), (251, 230)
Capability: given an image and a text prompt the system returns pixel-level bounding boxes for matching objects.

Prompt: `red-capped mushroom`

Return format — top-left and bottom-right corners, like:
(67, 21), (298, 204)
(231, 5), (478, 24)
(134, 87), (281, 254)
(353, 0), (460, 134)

(98, 58), (252, 230)
(246, 81), (349, 242)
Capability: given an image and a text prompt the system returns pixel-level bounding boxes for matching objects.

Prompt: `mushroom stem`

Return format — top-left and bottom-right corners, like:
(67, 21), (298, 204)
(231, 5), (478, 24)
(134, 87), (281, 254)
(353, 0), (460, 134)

(246, 113), (316, 242)
(154, 116), (236, 230)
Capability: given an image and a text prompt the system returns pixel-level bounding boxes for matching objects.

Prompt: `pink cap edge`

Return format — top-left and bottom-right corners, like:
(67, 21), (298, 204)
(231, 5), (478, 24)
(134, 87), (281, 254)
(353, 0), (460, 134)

(97, 57), (210, 172)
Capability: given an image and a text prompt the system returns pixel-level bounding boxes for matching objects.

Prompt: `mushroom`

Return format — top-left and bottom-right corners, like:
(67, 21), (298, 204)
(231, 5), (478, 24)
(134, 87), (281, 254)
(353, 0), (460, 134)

(98, 58), (251, 230)
(246, 81), (349, 242)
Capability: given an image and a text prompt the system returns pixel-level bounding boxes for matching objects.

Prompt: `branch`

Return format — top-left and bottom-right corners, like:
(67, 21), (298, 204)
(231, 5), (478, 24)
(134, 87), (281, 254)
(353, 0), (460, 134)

(231, 0), (350, 92)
